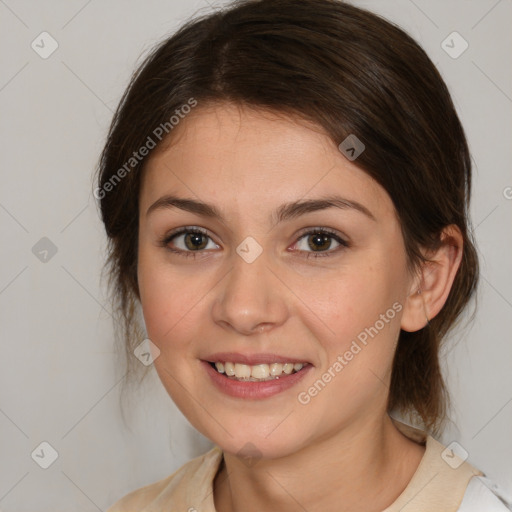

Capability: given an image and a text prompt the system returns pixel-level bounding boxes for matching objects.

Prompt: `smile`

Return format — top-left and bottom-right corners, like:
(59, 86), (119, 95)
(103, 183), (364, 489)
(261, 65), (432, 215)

(210, 361), (306, 381)
(202, 360), (313, 399)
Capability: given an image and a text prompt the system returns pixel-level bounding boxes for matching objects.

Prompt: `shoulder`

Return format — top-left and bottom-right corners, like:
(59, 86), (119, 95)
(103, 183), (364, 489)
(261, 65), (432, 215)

(105, 446), (223, 511)
(458, 475), (512, 511)
(389, 419), (511, 512)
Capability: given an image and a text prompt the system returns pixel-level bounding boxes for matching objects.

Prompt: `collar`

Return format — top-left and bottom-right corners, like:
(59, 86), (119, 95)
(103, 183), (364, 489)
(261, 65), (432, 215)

(144, 419), (481, 511)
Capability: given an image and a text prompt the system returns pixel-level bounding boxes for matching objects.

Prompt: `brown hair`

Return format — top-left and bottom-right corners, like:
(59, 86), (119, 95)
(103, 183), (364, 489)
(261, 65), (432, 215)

(95, 0), (479, 433)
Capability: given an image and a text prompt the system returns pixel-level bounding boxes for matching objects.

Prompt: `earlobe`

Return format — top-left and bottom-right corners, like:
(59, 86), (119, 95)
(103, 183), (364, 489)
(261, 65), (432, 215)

(400, 225), (463, 333)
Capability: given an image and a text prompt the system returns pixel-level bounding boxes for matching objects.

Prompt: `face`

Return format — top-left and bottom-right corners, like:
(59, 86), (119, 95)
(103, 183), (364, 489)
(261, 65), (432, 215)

(137, 103), (415, 459)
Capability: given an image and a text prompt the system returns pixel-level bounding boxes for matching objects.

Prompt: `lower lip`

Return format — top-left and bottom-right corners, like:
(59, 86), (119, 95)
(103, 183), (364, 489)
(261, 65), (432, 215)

(202, 361), (313, 400)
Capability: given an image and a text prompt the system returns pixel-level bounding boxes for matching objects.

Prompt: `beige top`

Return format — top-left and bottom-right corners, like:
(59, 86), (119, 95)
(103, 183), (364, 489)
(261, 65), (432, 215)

(107, 420), (483, 512)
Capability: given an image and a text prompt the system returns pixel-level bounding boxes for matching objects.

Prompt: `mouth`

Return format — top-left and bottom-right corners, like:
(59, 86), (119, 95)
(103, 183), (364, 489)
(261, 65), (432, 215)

(207, 360), (310, 382)
(201, 353), (314, 399)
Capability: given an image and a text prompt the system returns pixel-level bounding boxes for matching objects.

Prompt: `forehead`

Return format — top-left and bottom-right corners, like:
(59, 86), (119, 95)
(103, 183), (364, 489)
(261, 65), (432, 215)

(140, 103), (394, 222)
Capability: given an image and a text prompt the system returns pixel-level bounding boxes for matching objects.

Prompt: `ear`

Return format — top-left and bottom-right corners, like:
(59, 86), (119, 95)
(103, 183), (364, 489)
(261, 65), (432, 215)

(400, 225), (464, 332)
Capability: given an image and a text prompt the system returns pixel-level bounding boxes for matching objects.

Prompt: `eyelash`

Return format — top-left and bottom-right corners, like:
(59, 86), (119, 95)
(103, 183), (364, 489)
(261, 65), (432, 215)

(159, 226), (350, 260)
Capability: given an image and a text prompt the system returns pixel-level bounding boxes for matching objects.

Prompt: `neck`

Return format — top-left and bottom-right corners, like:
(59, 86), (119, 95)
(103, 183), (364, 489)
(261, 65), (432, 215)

(213, 414), (425, 512)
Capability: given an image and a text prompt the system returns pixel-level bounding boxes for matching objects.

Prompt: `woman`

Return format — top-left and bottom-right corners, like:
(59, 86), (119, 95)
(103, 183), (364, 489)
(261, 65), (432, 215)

(96, 0), (511, 510)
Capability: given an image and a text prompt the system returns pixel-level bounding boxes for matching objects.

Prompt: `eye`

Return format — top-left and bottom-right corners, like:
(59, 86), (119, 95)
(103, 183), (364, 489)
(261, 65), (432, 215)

(159, 226), (349, 260)
(291, 228), (349, 258)
(160, 227), (219, 258)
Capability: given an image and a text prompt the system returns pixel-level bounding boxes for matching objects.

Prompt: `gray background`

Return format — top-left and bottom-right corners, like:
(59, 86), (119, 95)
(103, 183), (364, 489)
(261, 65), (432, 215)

(0, 0), (511, 509)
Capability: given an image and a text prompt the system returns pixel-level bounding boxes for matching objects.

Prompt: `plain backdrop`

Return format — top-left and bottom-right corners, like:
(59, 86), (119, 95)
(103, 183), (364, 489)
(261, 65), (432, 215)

(0, 0), (511, 510)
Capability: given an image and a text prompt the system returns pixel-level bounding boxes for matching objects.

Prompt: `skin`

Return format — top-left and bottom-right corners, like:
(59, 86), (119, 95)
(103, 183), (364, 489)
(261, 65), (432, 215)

(137, 102), (463, 512)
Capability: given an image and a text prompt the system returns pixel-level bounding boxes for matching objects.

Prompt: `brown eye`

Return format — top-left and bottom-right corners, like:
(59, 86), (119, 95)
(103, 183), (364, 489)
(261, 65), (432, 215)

(292, 228), (349, 258)
(162, 227), (219, 256)
(183, 231), (209, 250)
(306, 232), (334, 251)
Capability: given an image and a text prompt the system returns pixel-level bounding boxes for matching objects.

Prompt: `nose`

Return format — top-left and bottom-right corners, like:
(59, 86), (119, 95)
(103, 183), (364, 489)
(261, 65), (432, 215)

(211, 250), (288, 336)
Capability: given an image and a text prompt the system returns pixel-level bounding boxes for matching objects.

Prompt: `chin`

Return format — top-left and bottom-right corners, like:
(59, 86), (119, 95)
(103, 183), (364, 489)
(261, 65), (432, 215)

(219, 437), (300, 461)
(200, 418), (310, 460)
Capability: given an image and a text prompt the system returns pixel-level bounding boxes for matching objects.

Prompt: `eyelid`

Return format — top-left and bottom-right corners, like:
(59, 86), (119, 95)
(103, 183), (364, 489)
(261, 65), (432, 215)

(294, 226), (349, 243)
(162, 225), (211, 240)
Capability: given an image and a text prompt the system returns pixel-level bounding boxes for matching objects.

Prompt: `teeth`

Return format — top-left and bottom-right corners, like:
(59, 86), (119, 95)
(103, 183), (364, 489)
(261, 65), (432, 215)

(283, 363), (294, 374)
(250, 364), (269, 379)
(270, 363), (283, 376)
(234, 363), (252, 379)
(212, 361), (305, 381)
(224, 362), (235, 376)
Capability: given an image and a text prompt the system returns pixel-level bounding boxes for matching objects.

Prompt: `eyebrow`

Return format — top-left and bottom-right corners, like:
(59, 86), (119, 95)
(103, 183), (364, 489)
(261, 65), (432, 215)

(146, 194), (376, 223)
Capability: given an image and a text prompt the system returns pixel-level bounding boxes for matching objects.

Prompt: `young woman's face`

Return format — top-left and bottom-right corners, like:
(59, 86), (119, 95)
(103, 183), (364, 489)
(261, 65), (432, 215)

(137, 103), (415, 459)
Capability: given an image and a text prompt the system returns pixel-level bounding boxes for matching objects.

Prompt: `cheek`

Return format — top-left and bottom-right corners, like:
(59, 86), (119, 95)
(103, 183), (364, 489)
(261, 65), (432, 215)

(137, 249), (193, 345)
(137, 248), (224, 366)
(311, 260), (395, 336)
(308, 252), (405, 381)
(299, 276), (402, 424)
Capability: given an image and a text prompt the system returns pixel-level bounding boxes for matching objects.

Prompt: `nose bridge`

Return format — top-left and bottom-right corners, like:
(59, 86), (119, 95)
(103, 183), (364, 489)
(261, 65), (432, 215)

(212, 244), (287, 334)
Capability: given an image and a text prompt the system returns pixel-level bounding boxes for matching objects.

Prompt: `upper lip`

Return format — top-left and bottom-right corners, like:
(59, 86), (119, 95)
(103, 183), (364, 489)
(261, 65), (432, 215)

(203, 352), (311, 366)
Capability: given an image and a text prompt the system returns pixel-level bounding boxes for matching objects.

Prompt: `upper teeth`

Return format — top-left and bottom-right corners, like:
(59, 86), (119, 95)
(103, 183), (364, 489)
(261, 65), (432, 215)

(214, 362), (305, 380)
